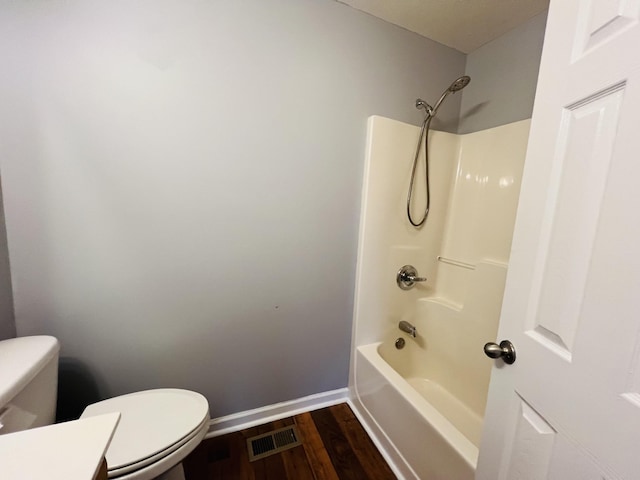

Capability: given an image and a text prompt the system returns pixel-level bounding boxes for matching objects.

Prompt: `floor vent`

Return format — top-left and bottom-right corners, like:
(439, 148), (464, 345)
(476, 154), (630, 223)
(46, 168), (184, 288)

(247, 425), (302, 461)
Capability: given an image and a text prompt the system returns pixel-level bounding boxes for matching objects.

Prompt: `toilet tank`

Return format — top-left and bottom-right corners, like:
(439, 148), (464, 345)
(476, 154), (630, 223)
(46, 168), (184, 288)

(0, 336), (60, 434)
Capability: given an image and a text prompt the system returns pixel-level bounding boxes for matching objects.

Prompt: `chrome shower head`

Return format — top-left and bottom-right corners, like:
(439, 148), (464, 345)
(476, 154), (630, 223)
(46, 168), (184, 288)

(448, 75), (471, 92)
(429, 75), (471, 117)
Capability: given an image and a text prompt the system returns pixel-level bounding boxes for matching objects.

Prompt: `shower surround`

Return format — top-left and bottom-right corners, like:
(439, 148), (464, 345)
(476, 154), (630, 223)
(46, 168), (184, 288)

(348, 115), (530, 479)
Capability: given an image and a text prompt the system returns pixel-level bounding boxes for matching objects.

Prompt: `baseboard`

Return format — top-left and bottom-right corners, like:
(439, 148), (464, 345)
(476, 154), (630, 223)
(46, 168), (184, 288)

(205, 388), (349, 438)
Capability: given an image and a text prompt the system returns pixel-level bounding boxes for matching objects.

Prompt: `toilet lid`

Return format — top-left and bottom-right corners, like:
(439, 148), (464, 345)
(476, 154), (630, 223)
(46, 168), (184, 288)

(81, 389), (209, 471)
(107, 416), (209, 478)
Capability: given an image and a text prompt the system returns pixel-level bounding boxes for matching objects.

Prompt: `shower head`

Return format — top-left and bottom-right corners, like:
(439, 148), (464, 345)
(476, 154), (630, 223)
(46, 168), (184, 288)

(426, 75), (471, 118)
(449, 75), (471, 92)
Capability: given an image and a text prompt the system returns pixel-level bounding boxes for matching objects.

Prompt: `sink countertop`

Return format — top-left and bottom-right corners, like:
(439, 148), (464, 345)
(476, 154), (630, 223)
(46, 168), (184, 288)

(0, 412), (120, 480)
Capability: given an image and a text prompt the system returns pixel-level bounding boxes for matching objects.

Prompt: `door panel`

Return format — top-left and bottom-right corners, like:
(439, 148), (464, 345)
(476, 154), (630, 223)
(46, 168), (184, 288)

(546, 435), (608, 480)
(576, 0), (640, 57)
(503, 398), (556, 480)
(530, 84), (624, 358)
(478, 0), (640, 478)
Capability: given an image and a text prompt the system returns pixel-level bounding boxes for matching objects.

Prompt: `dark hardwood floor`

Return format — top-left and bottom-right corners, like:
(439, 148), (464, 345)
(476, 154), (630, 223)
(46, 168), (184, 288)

(182, 403), (396, 480)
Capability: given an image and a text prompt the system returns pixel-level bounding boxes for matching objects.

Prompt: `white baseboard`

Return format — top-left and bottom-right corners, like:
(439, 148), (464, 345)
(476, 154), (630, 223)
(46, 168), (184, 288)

(205, 388), (349, 438)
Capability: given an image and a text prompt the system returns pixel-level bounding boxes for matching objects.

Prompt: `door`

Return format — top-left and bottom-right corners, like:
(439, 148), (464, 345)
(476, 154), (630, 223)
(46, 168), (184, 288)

(477, 0), (640, 478)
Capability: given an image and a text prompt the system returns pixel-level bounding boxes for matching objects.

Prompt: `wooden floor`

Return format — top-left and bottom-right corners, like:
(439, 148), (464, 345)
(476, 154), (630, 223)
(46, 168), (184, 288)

(182, 403), (396, 480)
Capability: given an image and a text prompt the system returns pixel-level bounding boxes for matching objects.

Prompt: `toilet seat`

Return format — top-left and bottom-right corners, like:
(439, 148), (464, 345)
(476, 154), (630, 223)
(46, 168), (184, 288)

(80, 389), (209, 480)
(109, 415), (209, 480)
(108, 415), (209, 478)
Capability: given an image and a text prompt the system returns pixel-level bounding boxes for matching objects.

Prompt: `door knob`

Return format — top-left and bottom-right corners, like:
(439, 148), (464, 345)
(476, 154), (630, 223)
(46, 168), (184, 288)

(483, 340), (516, 364)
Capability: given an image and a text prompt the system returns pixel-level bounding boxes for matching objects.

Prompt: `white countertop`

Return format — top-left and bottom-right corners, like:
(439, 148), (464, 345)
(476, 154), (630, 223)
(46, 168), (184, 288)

(0, 412), (120, 480)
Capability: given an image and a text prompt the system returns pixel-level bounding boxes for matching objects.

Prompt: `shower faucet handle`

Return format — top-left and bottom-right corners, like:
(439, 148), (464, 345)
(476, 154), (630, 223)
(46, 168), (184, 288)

(396, 265), (427, 290)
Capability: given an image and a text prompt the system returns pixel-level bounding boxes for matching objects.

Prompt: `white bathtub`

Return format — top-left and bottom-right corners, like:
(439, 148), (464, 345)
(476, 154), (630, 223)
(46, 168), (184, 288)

(352, 340), (479, 480)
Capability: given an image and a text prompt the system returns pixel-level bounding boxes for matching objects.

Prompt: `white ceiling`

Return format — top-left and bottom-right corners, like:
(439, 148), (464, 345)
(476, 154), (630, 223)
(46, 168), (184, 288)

(337, 0), (549, 53)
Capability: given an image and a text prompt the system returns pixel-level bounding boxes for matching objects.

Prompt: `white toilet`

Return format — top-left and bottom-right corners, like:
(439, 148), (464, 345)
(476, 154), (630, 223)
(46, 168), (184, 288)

(0, 336), (210, 480)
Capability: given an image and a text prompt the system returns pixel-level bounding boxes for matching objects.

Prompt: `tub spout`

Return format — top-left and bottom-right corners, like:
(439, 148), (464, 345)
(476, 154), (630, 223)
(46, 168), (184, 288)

(399, 320), (417, 338)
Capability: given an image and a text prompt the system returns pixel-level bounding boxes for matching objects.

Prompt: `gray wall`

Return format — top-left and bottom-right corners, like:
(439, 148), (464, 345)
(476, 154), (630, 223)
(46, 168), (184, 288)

(458, 11), (548, 134)
(0, 182), (15, 340)
(0, 0), (465, 417)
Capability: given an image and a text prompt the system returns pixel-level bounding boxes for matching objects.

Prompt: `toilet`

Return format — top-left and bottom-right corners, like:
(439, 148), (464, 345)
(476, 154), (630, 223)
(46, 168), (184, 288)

(0, 336), (210, 480)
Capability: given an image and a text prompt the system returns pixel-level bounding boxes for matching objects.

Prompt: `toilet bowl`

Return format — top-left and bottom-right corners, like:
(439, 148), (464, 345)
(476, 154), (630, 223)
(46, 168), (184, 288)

(0, 336), (210, 480)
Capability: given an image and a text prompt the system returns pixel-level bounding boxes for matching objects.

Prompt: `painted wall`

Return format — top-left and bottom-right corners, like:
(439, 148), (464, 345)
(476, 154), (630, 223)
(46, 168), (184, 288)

(0, 0), (465, 417)
(458, 11), (548, 134)
(0, 182), (15, 341)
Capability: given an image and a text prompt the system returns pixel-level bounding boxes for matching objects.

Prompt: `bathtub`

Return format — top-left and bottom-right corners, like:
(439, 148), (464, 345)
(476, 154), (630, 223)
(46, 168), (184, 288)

(352, 340), (480, 480)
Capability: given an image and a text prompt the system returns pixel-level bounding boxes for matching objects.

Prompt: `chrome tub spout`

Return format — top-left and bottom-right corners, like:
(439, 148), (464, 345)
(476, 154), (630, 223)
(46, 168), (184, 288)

(399, 320), (417, 338)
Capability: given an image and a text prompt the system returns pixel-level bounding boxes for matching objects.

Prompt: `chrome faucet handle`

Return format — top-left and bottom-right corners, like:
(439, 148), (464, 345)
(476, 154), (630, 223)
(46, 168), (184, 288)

(396, 265), (427, 290)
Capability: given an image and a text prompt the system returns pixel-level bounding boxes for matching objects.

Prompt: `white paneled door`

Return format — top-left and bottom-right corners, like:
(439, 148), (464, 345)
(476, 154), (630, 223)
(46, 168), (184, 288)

(477, 0), (640, 479)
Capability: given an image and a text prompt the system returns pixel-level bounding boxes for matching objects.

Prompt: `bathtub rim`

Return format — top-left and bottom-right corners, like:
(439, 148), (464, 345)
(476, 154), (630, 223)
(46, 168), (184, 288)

(354, 341), (479, 471)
